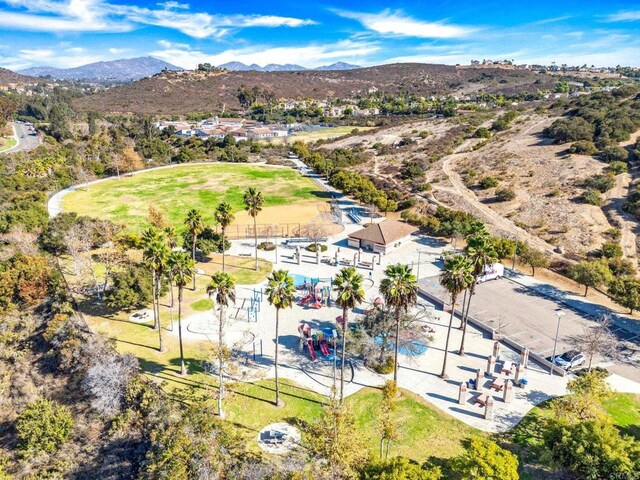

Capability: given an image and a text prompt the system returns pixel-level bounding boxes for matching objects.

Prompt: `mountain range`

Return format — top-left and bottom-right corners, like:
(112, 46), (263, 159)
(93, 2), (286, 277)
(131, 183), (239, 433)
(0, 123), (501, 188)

(217, 61), (361, 72)
(18, 57), (181, 82)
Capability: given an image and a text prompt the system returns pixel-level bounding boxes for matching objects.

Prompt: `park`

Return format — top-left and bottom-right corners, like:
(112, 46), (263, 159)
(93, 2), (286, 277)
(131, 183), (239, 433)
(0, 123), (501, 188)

(50, 160), (640, 473)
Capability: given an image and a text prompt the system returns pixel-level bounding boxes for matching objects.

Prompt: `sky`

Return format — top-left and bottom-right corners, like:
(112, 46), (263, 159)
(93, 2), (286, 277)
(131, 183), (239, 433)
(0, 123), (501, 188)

(1, 0), (640, 71)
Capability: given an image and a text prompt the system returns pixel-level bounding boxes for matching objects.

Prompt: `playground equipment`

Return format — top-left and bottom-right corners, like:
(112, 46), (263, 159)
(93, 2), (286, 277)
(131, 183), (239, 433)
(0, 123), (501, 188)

(295, 276), (332, 308)
(247, 288), (263, 322)
(298, 323), (337, 361)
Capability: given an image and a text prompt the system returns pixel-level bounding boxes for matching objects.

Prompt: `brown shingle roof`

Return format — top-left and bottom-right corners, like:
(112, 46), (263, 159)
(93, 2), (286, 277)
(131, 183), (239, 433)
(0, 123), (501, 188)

(348, 219), (417, 245)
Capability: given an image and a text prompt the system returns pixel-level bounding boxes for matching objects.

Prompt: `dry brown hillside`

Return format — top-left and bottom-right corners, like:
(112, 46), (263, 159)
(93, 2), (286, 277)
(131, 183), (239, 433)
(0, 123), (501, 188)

(0, 67), (34, 86)
(74, 63), (559, 114)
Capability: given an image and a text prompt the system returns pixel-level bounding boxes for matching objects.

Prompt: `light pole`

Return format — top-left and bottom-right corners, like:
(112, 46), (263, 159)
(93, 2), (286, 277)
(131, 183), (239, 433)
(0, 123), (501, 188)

(416, 249), (428, 279)
(511, 235), (518, 272)
(550, 308), (565, 375)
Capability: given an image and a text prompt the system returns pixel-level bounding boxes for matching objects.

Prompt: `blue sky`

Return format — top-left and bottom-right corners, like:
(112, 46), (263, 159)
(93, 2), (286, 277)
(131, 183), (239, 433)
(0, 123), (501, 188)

(1, 0), (640, 70)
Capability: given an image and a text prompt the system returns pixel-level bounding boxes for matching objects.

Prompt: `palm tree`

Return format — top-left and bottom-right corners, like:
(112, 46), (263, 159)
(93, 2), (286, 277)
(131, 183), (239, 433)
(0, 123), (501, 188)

(333, 267), (365, 402)
(379, 263), (418, 384)
(184, 209), (204, 290)
(206, 272), (236, 418)
(164, 226), (178, 330)
(167, 251), (196, 375)
(265, 269), (296, 406)
(243, 187), (264, 271)
(214, 202), (234, 272)
(459, 235), (497, 355)
(439, 255), (473, 379)
(142, 228), (169, 352)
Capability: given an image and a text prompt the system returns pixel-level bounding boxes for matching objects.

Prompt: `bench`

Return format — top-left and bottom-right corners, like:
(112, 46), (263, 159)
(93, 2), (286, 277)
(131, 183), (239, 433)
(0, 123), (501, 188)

(238, 252), (252, 257)
(501, 361), (515, 375)
(491, 377), (506, 391)
(359, 261), (372, 268)
(475, 392), (490, 406)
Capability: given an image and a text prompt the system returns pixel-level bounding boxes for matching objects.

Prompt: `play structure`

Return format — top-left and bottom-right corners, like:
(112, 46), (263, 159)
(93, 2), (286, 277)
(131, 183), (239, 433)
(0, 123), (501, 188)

(298, 323), (337, 361)
(294, 275), (332, 308)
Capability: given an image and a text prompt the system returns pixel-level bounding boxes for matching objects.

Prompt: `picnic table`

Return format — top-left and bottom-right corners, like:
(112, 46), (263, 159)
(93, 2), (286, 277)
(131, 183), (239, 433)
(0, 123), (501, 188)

(475, 392), (490, 406)
(491, 377), (506, 391)
(501, 361), (515, 375)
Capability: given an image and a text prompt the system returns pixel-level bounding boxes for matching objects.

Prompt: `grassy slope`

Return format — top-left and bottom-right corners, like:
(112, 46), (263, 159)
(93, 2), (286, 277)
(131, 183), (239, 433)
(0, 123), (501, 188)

(62, 164), (324, 231)
(0, 137), (16, 152)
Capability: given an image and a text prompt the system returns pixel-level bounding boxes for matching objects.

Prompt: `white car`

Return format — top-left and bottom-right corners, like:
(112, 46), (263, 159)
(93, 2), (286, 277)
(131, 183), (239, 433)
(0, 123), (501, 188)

(553, 350), (586, 370)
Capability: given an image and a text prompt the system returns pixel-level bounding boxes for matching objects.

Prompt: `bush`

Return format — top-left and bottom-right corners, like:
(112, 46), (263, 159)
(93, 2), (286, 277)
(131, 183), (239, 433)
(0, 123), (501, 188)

(369, 356), (395, 374)
(569, 140), (597, 155)
(600, 145), (628, 163)
(495, 187), (516, 201)
(544, 117), (594, 143)
(582, 173), (615, 193)
(473, 127), (491, 138)
(257, 241), (275, 251)
(478, 176), (499, 189)
(600, 241), (623, 259)
(104, 265), (153, 311)
(306, 243), (328, 253)
(580, 189), (603, 206)
(17, 398), (74, 454)
(607, 160), (628, 175)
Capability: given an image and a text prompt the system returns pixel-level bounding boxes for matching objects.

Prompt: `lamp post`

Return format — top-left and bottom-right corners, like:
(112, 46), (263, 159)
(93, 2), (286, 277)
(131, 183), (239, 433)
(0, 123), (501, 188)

(416, 249), (428, 280)
(550, 309), (565, 375)
(511, 235), (518, 272)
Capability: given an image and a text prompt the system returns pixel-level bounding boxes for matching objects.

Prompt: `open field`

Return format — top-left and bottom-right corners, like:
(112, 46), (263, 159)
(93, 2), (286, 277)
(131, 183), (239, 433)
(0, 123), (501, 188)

(289, 126), (375, 143)
(0, 136), (16, 152)
(61, 164), (334, 232)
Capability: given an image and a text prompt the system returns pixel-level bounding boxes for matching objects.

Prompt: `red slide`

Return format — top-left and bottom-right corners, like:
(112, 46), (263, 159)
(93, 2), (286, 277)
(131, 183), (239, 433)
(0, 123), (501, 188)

(319, 340), (330, 357)
(306, 338), (317, 360)
(299, 294), (313, 306)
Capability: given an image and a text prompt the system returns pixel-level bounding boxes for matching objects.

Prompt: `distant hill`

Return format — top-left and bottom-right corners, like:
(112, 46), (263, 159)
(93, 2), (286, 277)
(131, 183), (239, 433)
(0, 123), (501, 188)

(19, 57), (182, 82)
(218, 61), (361, 72)
(0, 67), (35, 86)
(74, 62), (559, 115)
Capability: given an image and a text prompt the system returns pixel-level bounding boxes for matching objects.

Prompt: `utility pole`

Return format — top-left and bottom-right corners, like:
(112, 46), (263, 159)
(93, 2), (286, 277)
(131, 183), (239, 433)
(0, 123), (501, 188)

(550, 309), (565, 375)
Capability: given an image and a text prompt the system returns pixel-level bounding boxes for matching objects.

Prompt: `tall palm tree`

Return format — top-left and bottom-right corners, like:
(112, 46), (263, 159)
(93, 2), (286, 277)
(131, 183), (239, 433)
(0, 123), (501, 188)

(379, 263), (418, 384)
(265, 269), (296, 406)
(439, 255), (473, 379)
(459, 234), (497, 355)
(206, 272), (236, 418)
(142, 228), (169, 352)
(215, 202), (234, 272)
(164, 226), (178, 330)
(184, 209), (204, 290)
(167, 251), (195, 375)
(333, 267), (365, 402)
(243, 187), (264, 271)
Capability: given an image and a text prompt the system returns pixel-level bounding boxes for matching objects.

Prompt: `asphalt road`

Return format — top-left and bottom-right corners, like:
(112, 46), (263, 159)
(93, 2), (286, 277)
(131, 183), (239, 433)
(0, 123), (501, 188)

(2, 122), (41, 154)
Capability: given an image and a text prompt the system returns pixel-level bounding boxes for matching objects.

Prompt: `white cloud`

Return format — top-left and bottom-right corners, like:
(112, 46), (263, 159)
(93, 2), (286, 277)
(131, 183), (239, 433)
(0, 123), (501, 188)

(108, 47), (129, 54)
(0, 0), (316, 37)
(335, 9), (474, 39)
(149, 40), (380, 69)
(604, 10), (640, 22)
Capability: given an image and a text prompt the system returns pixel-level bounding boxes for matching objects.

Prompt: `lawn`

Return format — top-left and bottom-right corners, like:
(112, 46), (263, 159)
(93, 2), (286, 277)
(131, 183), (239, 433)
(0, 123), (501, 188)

(223, 382), (479, 462)
(289, 126), (374, 143)
(61, 163), (329, 232)
(0, 136), (16, 152)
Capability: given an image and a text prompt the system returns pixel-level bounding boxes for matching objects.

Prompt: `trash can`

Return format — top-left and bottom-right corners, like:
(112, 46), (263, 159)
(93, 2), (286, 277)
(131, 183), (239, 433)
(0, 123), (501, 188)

(468, 379), (476, 389)
(520, 378), (528, 389)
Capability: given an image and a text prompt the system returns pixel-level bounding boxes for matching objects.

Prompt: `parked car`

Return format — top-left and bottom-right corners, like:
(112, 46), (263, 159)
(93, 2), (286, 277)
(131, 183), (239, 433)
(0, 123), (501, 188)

(553, 350), (586, 370)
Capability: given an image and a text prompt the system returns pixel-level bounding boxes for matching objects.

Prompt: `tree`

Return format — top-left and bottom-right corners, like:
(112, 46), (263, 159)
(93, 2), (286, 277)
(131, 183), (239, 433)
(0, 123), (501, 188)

(243, 187), (264, 271)
(142, 228), (170, 353)
(567, 259), (612, 296)
(17, 398), (74, 455)
(306, 398), (368, 479)
(459, 234), (497, 355)
(378, 380), (399, 460)
(360, 457), (441, 480)
(265, 269), (296, 406)
(168, 251), (196, 375)
(570, 318), (618, 371)
(334, 267), (365, 402)
(544, 420), (640, 479)
(552, 370), (612, 422)
(184, 209), (204, 290)
(148, 205), (168, 229)
(214, 202), (234, 272)
(518, 244), (549, 276)
(206, 272), (236, 418)
(439, 255), (473, 379)
(104, 264), (152, 311)
(379, 264), (418, 384)
(451, 437), (519, 480)
(609, 276), (640, 313)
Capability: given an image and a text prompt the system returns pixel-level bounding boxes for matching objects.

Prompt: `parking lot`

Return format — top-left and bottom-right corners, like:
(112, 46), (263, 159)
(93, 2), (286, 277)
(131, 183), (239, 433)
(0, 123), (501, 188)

(420, 274), (640, 382)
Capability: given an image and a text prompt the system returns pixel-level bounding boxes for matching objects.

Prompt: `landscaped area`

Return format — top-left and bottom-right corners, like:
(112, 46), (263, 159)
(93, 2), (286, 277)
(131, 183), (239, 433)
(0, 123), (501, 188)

(0, 136), (16, 152)
(61, 163), (331, 232)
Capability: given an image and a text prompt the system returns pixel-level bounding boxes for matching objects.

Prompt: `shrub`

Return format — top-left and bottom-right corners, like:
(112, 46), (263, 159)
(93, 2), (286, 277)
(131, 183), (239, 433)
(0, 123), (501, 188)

(104, 265), (152, 311)
(580, 190), (603, 206)
(607, 160), (628, 175)
(544, 117), (594, 143)
(369, 356), (395, 375)
(473, 127), (491, 138)
(17, 398), (74, 454)
(478, 176), (499, 189)
(600, 145), (628, 163)
(569, 140), (597, 155)
(582, 173), (615, 193)
(600, 241), (623, 259)
(306, 243), (328, 253)
(257, 241), (275, 251)
(495, 187), (516, 201)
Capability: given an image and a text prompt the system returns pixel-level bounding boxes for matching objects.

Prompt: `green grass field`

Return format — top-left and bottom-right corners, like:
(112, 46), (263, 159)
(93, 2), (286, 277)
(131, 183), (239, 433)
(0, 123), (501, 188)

(0, 137), (16, 152)
(62, 164), (326, 231)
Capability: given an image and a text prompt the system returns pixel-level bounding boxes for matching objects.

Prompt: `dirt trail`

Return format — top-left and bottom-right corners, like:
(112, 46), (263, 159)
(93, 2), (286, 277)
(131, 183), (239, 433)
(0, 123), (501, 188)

(604, 129), (640, 264)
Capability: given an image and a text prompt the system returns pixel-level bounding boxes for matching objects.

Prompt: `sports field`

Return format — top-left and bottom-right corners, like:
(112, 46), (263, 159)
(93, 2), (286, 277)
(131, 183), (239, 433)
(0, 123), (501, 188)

(62, 163), (333, 232)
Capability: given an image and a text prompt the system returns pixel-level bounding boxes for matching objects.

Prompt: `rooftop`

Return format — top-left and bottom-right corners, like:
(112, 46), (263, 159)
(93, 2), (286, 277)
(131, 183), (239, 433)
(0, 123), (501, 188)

(348, 219), (417, 245)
